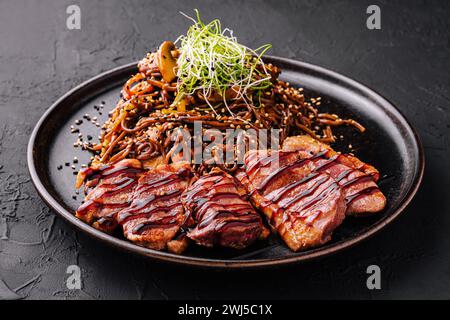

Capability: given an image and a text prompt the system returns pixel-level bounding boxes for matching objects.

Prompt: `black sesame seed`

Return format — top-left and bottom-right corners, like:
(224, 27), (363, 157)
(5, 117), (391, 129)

(73, 171), (78, 175)
(57, 165), (63, 170)
(72, 196), (77, 200)
(87, 135), (93, 141)
(65, 162), (70, 166)
(75, 119), (83, 125)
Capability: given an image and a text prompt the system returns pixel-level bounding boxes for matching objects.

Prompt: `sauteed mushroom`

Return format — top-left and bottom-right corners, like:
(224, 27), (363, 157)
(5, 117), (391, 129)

(157, 41), (177, 83)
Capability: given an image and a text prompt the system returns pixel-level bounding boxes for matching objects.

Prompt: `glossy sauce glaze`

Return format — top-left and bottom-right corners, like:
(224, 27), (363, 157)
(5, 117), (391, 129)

(118, 165), (192, 235)
(247, 149), (379, 212)
(182, 170), (267, 248)
(185, 176), (259, 228)
(243, 150), (347, 250)
(276, 174), (341, 232)
(75, 160), (144, 231)
(244, 149), (376, 229)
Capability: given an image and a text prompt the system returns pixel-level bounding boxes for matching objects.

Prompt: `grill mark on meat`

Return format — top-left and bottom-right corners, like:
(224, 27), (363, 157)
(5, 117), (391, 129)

(95, 177), (136, 195)
(278, 176), (343, 244)
(246, 151), (283, 175)
(253, 149), (379, 207)
(269, 172), (321, 203)
(77, 175), (140, 213)
(135, 174), (184, 193)
(79, 200), (128, 221)
(182, 169), (268, 249)
(271, 176), (340, 237)
(195, 195), (254, 228)
(335, 168), (353, 182)
(77, 198), (126, 215)
(242, 150), (347, 251)
(293, 181), (340, 213)
(256, 150), (329, 192)
(130, 202), (184, 233)
(314, 158), (379, 205)
(75, 160), (144, 232)
(184, 177), (255, 227)
(117, 190), (182, 226)
(340, 174), (379, 205)
(345, 186), (380, 205)
(280, 135), (386, 215)
(314, 154), (340, 171)
(186, 181), (253, 228)
(316, 161), (378, 203)
(245, 150), (307, 178)
(340, 174), (373, 187)
(127, 174), (188, 226)
(118, 163), (193, 253)
(80, 166), (142, 191)
(185, 181), (232, 204)
(101, 165), (142, 177)
(278, 175), (330, 209)
(197, 210), (260, 230)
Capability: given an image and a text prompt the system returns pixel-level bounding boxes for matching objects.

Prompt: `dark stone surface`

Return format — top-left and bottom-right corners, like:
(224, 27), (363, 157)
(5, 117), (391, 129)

(0, 0), (448, 299)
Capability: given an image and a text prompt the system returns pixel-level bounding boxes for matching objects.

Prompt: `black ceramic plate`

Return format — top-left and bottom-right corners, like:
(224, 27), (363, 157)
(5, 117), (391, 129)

(28, 57), (424, 268)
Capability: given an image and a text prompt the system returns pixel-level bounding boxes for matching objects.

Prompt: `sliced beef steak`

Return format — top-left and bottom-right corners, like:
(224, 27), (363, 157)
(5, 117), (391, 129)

(116, 162), (193, 253)
(75, 159), (144, 233)
(182, 168), (269, 249)
(282, 135), (386, 215)
(239, 150), (346, 251)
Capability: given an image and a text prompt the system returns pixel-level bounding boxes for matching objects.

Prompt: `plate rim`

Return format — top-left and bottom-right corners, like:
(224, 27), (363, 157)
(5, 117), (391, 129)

(27, 56), (425, 269)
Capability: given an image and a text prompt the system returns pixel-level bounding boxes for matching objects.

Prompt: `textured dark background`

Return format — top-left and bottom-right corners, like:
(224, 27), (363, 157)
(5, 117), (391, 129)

(0, 0), (449, 299)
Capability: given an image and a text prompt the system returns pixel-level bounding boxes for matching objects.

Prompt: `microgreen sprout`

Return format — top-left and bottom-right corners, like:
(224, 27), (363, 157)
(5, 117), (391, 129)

(174, 10), (272, 114)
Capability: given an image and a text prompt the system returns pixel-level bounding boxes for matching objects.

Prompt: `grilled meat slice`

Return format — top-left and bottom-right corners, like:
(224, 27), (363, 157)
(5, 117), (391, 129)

(282, 135), (386, 215)
(239, 150), (346, 251)
(75, 159), (144, 233)
(182, 168), (269, 249)
(117, 162), (193, 253)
